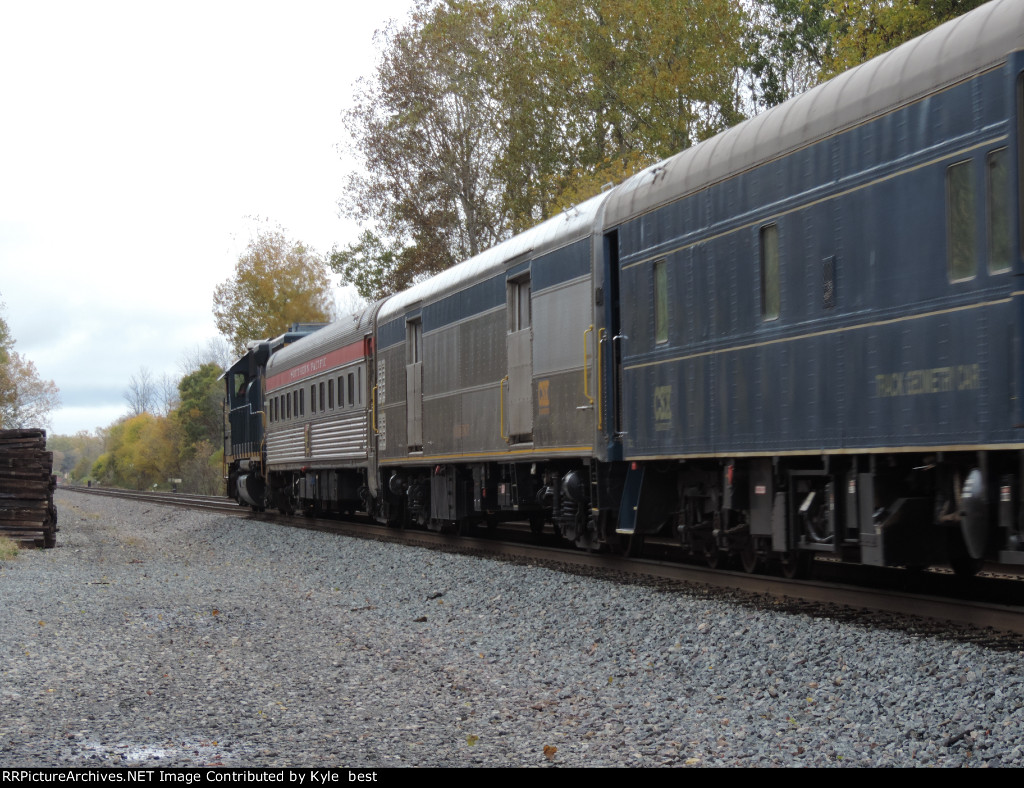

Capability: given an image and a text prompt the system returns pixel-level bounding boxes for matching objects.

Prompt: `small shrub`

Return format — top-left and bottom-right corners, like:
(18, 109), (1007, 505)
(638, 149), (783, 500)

(0, 536), (19, 561)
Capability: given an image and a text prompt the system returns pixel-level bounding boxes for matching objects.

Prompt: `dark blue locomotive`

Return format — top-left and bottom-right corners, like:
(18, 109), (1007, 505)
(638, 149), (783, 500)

(225, 0), (1024, 577)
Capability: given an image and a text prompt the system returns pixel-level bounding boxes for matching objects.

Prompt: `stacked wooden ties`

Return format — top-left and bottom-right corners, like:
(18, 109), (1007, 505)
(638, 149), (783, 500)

(0, 429), (57, 547)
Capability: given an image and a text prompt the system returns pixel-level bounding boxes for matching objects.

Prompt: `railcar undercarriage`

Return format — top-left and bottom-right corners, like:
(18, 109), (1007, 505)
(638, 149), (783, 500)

(229, 448), (1024, 579)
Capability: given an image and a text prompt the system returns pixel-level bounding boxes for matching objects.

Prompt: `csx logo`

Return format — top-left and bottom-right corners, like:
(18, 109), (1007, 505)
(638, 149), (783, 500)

(654, 385), (672, 431)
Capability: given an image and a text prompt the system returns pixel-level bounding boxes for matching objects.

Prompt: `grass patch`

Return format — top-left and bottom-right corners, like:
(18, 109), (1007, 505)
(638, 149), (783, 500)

(0, 536), (20, 561)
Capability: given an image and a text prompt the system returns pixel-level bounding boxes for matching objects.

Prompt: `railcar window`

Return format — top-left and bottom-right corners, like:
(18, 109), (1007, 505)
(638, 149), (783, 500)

(357, 367), (363, 405)
(319, 382), (325, 412)
(299, 388), (305, 417)
(946, 159), (977, 281)
(407, 319), (422, 364)
(822, 257), (836, 309)
(310, 385), (316, 413)
(348, 373), (354, 406)
(987, 148), (1011, 273)
(508, 276), (531, 332)
(654, 259), (668, 344)
(286, 392), (292, 420)
(760, 225), (780, 320)
(328, 379), (334, 409)
(338, 376), (344, 408)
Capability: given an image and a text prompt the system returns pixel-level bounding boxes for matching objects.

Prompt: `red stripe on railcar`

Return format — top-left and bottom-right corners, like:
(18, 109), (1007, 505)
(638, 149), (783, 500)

(266, 340), (366, 392)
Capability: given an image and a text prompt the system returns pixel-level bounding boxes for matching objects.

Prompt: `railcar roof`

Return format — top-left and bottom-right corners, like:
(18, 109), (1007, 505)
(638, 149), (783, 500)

(266, 302), (379, 375)
(376, 191), (609, 326)
(605, 0), (1024, 227)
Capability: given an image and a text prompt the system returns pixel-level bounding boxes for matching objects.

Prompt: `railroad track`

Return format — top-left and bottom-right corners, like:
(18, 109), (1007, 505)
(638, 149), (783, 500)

(59, 485), (1024, 645)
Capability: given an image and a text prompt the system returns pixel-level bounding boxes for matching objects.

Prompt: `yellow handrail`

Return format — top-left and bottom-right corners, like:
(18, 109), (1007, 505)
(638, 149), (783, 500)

(499, 376), (509, 443)
(583, 325), (594, 405)
(371, 385), (378, 435)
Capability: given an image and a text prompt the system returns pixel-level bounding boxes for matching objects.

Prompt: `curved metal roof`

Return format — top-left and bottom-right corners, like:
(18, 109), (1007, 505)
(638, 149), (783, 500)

(605, 0), (1024, 226)
(377, 191), (610, 325)
(266, 302), (380, 376)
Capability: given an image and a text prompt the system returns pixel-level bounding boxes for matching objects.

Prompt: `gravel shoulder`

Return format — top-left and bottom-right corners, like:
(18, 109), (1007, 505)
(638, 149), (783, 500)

(1, 489), (1022, 767)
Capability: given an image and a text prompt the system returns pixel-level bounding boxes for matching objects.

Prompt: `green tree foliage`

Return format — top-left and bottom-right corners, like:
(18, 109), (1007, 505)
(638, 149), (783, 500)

(743, 0), (989, 110)
(336, 0), (515, 300)
(213, 227), (334, 356)
(47, 432), (103, 481)
(175, 362), (224, 456)
(335, 0), (746, 299)
(821, 0), (989, 77)
(86, 361), (226, 494)
(743, 0), (833, 111)
(540, 0), (745, 173)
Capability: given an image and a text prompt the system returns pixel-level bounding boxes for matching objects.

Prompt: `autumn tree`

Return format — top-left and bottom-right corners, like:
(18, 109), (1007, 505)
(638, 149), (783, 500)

(742, 0), (833, 112)
(214, 227), (334, 356)
(123, 366), (156, 416)
(335, 0), (746, 299)
(0, 298), (60, 430)
(175, 362), (223, 456)
(47, 432), (103, 481)
(335, 0), (516, 301)
(92, 413), (178, 490)
(820, 0), (989, 77)
(740, 0), (990, 110)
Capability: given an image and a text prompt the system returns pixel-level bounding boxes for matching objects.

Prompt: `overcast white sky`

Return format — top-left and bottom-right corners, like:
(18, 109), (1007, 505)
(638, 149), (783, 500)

(0, 0), (414, 435)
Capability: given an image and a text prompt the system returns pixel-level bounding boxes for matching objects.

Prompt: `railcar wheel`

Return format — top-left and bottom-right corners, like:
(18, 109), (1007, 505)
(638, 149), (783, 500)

(739, 538), (760, 574)
(946, 528), (983, 578)
(704, 537), (723, 570)
(779, 550), (812, 580)
(611, 531), (645, 558)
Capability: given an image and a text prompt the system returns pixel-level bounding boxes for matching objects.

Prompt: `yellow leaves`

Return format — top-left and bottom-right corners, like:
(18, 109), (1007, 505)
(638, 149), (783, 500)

(543, 745), (557, 761)
(466, 735), (479, 746)
(213, 225), (334, 357)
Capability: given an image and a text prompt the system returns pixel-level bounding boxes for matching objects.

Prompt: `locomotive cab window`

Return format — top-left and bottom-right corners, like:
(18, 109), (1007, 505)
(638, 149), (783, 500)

(654, 259), (668, 344)
(987, 148), (1011, 273)
(760, 224), (780, 320)
(946, 159), (977, 281)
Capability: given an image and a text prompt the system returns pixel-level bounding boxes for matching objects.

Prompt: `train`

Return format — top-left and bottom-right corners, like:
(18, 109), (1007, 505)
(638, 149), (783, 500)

(224, 0), (1024, 578)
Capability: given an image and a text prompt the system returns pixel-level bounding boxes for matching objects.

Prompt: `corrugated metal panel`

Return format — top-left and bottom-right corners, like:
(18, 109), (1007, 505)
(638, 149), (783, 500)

(406, 361), (423, 448)
(506, 328), (533, 437)
(267, 411), (368, 466)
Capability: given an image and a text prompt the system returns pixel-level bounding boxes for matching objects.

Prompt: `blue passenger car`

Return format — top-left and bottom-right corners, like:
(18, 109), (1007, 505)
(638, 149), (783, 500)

(599, 0), (1024, 573)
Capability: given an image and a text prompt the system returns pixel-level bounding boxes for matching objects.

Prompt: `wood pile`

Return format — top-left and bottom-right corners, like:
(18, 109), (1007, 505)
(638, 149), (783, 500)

(0, 429), (57, 548)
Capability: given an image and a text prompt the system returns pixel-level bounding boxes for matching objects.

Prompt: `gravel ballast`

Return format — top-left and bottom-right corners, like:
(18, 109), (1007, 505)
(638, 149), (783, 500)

(1, 489), (1023, 768)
